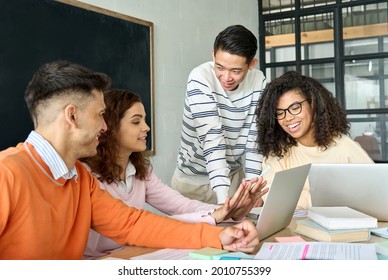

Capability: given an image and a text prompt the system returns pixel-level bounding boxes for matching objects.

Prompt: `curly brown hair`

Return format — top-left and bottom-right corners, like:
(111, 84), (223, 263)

(256, 71), (350, 159)
(82, 89), (151, 183)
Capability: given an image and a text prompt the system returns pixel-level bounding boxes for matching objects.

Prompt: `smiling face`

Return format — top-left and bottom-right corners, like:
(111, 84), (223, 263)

(74, 89), (107, 158)
(276, 89), (316, 146)
(116, 101), (150, 156)
(212, 49), (257, 91)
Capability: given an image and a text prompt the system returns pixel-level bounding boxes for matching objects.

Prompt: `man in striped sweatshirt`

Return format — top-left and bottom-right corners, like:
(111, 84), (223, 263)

(172, 25), (267, 205)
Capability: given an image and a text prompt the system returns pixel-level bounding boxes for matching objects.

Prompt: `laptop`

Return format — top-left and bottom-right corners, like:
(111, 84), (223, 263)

(254, 163), (311, 240)
(309, 163), (388, 221)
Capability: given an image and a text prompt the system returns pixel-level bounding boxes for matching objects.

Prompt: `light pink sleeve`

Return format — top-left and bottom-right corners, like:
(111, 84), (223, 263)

(143, 171), (218, 225)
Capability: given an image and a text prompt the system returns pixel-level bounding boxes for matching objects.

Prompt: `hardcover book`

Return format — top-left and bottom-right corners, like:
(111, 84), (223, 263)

(370, 227), (388, 238)
(294, 219), (371, 242)
(307, 206), (378, 230)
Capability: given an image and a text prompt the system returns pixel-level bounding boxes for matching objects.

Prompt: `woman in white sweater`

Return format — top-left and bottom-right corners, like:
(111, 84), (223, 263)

(255, 71), (373, 210)
(82, 89), (267, 259)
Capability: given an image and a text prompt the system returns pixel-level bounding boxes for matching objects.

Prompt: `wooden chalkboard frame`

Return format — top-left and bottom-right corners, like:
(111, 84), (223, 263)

(58, 0), (155, 154)
(0, 0), (155, 154)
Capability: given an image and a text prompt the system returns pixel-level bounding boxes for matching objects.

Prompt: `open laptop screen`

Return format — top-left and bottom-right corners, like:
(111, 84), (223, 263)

(309, 163), (388, 221)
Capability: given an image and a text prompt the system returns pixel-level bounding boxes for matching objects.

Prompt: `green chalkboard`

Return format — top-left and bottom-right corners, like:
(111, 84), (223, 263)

(0, 0), (154, 152)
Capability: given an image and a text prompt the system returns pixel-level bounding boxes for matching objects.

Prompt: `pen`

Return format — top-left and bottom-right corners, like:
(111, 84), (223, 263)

(219, 256), (241, 260)
(219, 256), (253, 260)
(250, 166), (271, 190)
(258, 166), (271, 179)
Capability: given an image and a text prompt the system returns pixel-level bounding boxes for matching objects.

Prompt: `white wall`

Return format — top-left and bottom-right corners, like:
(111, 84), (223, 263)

(78, 0), (259, 185)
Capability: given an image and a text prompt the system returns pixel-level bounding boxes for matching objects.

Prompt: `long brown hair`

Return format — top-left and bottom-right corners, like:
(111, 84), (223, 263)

(83, 89), (151, 183)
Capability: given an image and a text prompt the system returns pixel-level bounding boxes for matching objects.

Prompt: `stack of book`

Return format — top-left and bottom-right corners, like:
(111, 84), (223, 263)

(294, 206), (378, 242)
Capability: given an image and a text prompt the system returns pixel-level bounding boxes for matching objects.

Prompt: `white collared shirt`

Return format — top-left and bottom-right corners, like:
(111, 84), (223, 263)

(116, 162), (136, 194)
(25, 131), (78, 181)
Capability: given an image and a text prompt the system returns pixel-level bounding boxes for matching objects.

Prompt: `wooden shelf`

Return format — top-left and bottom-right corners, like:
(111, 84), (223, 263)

(266, 23), (388, 48)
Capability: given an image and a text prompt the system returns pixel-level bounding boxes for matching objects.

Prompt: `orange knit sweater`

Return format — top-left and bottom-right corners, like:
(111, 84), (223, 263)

(0, 143), (222, 259)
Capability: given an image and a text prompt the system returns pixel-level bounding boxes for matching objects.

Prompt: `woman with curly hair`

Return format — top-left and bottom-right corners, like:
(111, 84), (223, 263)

(82, 89), (267, 259)
(255, 71), (373, 210)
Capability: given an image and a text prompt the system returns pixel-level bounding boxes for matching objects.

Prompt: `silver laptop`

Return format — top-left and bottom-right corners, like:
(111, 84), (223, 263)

(309, 163), (388, 221)
(255, 163), (311, 240)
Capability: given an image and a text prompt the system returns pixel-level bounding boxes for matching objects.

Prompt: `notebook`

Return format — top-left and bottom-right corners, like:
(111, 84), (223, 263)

(309, 163), (388, 221)
(255, 163), (311, 240)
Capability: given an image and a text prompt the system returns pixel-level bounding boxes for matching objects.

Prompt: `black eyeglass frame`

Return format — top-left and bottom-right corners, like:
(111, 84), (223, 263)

(275, 99), (308, 120)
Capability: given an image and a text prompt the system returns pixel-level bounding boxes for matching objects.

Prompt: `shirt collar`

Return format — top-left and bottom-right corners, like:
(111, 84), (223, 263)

(125, 162), (136, 179)
(25, 131), (78, 181)
(119, 162), (136, 193)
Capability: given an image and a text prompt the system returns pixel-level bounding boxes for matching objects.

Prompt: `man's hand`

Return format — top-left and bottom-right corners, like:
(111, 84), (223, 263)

(218, 220), (259, 253)
(211, 177), (268, 223)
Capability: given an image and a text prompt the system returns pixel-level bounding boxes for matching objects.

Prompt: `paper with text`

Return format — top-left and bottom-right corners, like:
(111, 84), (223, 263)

(130, 249), (193, 260)
(254, 242), (377, 260)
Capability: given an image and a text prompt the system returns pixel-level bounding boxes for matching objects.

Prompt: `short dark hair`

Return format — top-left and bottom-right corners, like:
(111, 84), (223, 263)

(213, 25), (258, 64)
(25, 60), (111, 124)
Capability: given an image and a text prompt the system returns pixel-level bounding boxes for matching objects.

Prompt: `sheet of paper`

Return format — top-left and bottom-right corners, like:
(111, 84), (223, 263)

(274, 236), (305, 243)
(254, 242), (377, 260)
(293, 210), (308, 218)
(130, 249), (193, 260)
(249, 207), (262, 216)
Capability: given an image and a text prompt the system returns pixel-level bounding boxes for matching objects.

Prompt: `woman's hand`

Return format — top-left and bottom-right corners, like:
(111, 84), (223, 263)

(211, 177), (268, 223)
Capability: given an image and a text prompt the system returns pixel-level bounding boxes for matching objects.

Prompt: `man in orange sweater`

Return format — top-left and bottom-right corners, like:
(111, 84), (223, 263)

(0, 60), (260, 259)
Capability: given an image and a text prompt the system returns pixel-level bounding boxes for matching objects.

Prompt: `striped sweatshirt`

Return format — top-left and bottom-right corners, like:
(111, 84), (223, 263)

(175, 61), (266, 203)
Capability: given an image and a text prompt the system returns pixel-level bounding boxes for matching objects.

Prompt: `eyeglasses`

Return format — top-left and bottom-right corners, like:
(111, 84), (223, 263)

(275, 99), (308, 120)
